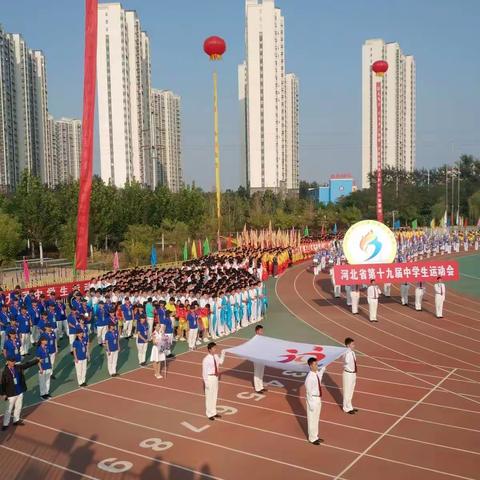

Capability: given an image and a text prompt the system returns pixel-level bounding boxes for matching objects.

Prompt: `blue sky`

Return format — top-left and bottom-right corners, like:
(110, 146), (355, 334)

(2, 0), (479, 189)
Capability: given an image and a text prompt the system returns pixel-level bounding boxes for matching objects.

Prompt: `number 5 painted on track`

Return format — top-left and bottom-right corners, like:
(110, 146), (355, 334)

(237, 391), (265, 401)
(282, 370), (306, 378)
(139, 438), (173, 452)
(97, 458), (133, 473)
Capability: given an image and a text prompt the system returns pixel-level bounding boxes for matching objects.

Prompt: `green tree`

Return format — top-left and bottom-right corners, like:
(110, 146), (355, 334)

(0, 212), (23, 266)
(120, 224), (159, 266)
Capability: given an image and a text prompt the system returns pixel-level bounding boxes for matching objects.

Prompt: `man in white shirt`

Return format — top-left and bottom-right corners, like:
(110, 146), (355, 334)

(202, 342), (225, 420)
(366, 279), (381, 322)
(415, 282), (425, 311)
(305, 357), (326, 445)
(400, 282), (410, 306)
(434, 276), (446, 318)
(350, 285), (360, 314)
(342, 337), (358, 414)
(253, 325), (267, 393)
(330, 269), (341, 298)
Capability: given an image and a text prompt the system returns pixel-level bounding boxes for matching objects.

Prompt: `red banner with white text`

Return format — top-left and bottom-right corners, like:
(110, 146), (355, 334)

(5, 281), (90, 303)
(333, 260), (459, 286)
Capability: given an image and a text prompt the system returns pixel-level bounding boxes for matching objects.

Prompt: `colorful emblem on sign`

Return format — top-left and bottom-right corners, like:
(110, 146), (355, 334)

(343, 220), (397, 265)
(278, 346), (326, 364)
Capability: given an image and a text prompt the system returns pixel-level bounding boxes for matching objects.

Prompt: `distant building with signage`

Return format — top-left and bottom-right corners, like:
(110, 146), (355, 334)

(309, 174), (355, 205)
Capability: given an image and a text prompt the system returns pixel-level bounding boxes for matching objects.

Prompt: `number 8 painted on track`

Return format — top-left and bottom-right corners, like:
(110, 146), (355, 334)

(97, 458), (133, 473)
(139, 438), (173, 452)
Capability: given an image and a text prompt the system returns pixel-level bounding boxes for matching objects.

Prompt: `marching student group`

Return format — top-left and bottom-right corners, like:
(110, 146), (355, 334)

(0, 229), (475, 445)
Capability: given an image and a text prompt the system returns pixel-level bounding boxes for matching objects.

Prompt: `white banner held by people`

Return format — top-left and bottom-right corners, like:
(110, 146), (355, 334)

(224, 335), (347, 372)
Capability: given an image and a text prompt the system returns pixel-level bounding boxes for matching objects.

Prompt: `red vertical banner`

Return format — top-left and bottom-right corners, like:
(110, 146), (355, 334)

(376, 80), (383, 223)
(75, 0), (98, 271)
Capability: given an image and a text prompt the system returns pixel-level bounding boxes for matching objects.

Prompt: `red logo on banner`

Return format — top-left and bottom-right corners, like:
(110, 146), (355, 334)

(279, 346), (326, 364)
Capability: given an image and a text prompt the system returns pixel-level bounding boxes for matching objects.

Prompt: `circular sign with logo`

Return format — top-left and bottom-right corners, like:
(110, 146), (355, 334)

(343, 220), (397, 265)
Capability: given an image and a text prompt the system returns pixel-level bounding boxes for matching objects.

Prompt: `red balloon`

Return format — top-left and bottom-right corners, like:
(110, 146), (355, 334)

(204, 36), (226, 60)
(372, 60), (389, 75)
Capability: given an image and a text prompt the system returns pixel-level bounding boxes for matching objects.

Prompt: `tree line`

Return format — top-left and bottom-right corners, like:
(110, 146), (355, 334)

(0, 154), (477, 266)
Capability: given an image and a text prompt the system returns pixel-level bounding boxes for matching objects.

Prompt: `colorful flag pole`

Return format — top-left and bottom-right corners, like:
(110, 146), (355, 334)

(150, 245), (158, 267)
(182, 241), (188, 261)
(113, 251), (119, 271)
(22, 257), (30, 285)
(75, 0), (98, 271)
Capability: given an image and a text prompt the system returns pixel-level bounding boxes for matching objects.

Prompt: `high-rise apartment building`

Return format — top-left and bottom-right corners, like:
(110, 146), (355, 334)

(0, 26), (50, 190)
(97, 3), (152, 188)
(285, 73), (299, 191)
(239, 0), (299, 194)
(150, 89), (183, 192)
(49, 116), (82, 185)
(362, 39), (416, 188)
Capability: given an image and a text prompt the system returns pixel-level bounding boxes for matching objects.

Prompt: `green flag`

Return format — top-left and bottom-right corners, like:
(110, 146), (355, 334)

(203, 237), (210, 256)
(182, 241), (188, 261)
(304, 226), (309, 236)
(411, 219), (418, 229)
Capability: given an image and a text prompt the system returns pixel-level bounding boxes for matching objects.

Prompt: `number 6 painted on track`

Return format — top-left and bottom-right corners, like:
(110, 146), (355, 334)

(97, 458), (133, 473)
(139, 438), (173, 452)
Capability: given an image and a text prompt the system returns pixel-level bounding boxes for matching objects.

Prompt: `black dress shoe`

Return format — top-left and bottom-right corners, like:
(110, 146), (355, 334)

(347, 410), (355, 414)
(214, 414), (222, 419)
(41, 395), (49, 400)
(140, 362), (146, 366)
(46, 394), (52, 399)
(353, 409), (358, 412)
(1, 425), (7, 431)
(208, 417), (215, 421)
(311, 438), (324, 445)
(13, 420), (25, 426)
(51, 375), (56, 380)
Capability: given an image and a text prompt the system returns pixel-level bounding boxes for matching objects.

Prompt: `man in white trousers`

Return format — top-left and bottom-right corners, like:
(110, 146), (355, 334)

(72, 328), (88, 387)
(331, 268), (341, 298)
(345, 285), (352, 307)
(342, 337), (358, 414)
(1, 356), (39, 431)
(253, 325), (266, 393)
(187, 305), (199, 351)
(36, 335), (52, 400)
(350, 285), (360, 314)
(400, 282), (410, 306)
(415, 282), (425, 311)
(305, 357), (326, 445)
(383, 282), (392, 297)
(434, 276), (446, 318)
(136, 315), (149, 366)
(104, 323), (120, 377)
(367, 279), (381, 322)
(202, 342), (225, 420)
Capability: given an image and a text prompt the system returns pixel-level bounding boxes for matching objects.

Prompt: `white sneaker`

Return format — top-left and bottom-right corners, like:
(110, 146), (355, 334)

(180, 337), (186, 342)
(196, 340), (202, 346)
(155, 374), (163, 379)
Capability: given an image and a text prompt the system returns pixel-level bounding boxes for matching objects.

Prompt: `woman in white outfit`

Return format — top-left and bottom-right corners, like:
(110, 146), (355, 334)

(150, 323), (166, 379)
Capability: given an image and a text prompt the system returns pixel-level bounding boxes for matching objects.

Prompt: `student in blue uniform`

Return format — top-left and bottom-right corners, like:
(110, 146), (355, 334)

(9, 299), (20, 321)
(16, 306), (31, 356)
(44, 323), (57, 379)
(187, 304), (199, 351)
(136, 315), (149, 366)
(28, 299), (41, 344)
(55, 298), (67, 340)
(36, 335), (52, 400)
(47, 304), (58, 337)
(72, 328), (87, 387)
(3, 330), (21, 363)
(121, 299), (134, 339)
(104, 323), (120, 377)
(79, 299), (92, 333)
(160, 310), (174, 358)
(95, 301), (109, 346)
(37, 312), (49, 335)
(67, 307), (79, 353)
(0, 304), (9, 351)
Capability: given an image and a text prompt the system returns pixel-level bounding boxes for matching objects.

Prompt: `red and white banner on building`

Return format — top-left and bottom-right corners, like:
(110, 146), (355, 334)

(333, 260), (459, 286)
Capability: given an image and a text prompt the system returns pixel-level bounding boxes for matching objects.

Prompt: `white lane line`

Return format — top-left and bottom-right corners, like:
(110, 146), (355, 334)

(333, 369), (458, 480)
(0, 444), (100, 480)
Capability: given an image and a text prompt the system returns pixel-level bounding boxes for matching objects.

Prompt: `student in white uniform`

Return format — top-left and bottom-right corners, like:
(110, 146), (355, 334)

(366, 279), (381, 322)
(434, 276), (446, 318)
(253, 325), (266, 393)
(400, 282), (410, 306)
(342, 337), (358, 414)
(331, 269), (341, 298)
(202, 342), (225, 420)
(383, 283), (391, 297)
(414, 282), (425, 311)
(304, 357), (326, 445)
(345, 285), (352, 306)
(350, 285), (360, 314)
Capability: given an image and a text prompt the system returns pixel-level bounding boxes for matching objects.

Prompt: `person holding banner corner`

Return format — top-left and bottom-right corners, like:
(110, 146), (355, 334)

(202, 342), (225, 420)
(253, 324), (267, 393)
(342, 338), (358, 414)
(305, 357), (326, 444)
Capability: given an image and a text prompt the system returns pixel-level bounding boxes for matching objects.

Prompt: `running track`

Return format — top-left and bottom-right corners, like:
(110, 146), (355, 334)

(1, 256), (479, 479)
